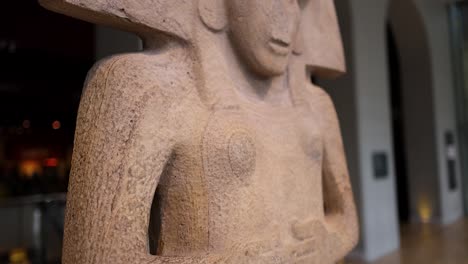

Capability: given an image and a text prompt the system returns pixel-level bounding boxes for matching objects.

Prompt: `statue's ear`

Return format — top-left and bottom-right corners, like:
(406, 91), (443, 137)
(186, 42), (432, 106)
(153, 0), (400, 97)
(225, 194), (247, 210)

(199, 0), (227, 32)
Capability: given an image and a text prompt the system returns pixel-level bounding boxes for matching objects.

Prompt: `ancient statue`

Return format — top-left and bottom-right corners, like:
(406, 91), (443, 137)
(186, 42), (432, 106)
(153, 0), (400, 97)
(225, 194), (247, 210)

(39, 0), (359, 263)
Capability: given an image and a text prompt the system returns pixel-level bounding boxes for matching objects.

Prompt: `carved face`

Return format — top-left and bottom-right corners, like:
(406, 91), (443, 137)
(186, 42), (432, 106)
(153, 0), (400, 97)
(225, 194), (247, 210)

(227, 0), (304, 77)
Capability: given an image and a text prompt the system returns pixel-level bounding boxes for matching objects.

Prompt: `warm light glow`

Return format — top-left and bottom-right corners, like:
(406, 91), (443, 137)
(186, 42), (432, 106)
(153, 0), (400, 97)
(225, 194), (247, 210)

(52, 120), (61, 130)
(9, 248), (28, 263)
(418, 197), (433, 223)
(44, 158), (58, 167)
(19, 160), (42, 178)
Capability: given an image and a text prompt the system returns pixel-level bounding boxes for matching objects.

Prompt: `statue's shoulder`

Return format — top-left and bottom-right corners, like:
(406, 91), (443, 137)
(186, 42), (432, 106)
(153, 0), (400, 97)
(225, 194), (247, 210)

(75, 52), (199, 148)
(85, 52), (195, 104)
(300, 83), (334, 108)
(300, 83), (339, 126)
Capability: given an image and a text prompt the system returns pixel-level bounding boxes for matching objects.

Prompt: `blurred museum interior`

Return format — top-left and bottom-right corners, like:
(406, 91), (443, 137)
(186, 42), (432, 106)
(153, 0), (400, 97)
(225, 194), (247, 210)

(1, 0), (468, 263)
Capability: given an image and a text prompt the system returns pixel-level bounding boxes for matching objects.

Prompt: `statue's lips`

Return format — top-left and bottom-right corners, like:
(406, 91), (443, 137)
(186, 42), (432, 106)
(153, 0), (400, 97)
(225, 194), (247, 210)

(269, 38), (290, 56)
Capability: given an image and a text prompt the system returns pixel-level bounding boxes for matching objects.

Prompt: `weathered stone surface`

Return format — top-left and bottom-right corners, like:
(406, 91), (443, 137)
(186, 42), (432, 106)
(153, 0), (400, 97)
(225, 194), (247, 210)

(40, 0), (359, 263)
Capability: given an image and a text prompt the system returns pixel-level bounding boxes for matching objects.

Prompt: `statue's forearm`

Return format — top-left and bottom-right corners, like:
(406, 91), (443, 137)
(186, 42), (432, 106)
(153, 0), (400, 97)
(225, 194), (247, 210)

(322, 178), (359, 259)
(318, 90), (359, 258)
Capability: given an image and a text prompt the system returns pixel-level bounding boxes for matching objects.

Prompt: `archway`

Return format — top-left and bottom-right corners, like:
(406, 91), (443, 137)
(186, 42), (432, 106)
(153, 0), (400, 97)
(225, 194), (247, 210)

(388, 0), (440, 224)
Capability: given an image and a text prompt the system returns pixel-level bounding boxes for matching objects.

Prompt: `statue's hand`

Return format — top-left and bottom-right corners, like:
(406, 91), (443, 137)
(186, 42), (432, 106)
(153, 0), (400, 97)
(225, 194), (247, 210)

(199, 219), (344, 264)
(289, 218), (345, 263)
(291, 218), (328, 241)
(216, 231), (324, 263)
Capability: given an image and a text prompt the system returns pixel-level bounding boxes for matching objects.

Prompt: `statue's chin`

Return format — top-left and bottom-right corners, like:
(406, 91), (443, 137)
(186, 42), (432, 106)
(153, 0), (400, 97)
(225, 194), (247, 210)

(248, 60), (288, 78)
(247, 51), (290, 78)
(255, 65), (288, 78)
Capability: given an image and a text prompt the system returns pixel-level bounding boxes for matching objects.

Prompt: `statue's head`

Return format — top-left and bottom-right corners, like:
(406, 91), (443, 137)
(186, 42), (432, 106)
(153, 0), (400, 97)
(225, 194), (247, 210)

(199, 0), (305, 77)
(39, 0), (345, 78)
(199, 0), (345, 78)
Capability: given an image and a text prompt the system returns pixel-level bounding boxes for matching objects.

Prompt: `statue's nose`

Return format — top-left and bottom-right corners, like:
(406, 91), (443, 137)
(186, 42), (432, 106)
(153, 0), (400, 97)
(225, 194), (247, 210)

(271, 0), (299, 42)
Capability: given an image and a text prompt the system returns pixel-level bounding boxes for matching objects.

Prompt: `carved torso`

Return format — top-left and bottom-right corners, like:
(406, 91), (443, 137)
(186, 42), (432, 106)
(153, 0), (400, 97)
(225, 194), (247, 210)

(150, 64), (327, 261)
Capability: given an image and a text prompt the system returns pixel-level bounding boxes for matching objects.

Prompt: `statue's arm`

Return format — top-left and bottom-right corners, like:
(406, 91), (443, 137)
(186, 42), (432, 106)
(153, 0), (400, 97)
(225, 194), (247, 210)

(61, 56), (222, 264)
(318, 89), (359, 260)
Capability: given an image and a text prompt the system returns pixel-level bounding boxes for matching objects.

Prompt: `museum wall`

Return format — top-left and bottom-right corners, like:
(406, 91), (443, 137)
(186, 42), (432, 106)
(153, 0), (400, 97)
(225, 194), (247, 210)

(413, 0), (464, 225)
(324, 0), (465, 261)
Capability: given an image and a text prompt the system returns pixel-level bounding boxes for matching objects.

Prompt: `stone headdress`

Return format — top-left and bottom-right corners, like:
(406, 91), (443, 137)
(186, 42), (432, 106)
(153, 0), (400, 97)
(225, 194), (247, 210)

(299, 0), (345, 78)
(39, 0), (198, 41)
(40, 0), (345, 78)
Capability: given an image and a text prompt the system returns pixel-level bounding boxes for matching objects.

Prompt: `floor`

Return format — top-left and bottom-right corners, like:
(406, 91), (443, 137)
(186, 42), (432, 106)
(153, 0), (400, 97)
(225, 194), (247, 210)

(346, 219), (468, 264)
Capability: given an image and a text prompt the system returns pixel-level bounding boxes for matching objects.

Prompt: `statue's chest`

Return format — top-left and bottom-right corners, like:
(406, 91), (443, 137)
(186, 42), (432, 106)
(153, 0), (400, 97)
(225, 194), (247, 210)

(201, 107), (324, 192)
(198, 107), (326, 246)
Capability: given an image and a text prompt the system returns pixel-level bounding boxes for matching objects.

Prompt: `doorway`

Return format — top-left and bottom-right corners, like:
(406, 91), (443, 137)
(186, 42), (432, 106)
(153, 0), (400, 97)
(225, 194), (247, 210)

(387, 24), (410, 223)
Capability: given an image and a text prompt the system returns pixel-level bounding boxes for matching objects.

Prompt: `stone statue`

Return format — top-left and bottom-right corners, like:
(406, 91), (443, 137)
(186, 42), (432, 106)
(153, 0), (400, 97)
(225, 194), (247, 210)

(39, 0), (358, 263)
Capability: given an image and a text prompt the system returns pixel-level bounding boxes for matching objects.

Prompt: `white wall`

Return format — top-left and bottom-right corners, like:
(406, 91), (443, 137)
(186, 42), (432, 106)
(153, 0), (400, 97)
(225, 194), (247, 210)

(350, 0), (400, 261)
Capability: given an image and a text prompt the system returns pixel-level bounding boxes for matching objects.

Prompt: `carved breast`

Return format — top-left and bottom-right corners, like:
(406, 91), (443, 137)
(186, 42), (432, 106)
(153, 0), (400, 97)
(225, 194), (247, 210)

(202, 110), (257, 186)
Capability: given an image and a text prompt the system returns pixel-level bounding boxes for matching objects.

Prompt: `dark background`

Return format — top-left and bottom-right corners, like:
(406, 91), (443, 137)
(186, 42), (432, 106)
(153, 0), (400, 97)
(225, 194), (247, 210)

(0, 0), (94, 198)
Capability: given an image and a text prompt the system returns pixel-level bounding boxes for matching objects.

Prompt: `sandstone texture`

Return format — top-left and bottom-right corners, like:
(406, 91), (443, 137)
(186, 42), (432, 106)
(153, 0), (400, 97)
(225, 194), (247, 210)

(39, 0), (359, 263)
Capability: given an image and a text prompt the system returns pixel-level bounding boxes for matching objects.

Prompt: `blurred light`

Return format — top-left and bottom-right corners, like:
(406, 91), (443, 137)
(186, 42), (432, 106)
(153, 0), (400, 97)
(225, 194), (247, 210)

(9, 248), (29, 264)
(19, 160), (42, 178)
(22, 120), (31, 129)
(418, 197), (433, 223)
(44, 158), (58, 167)
(52, 120), (61, 130)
